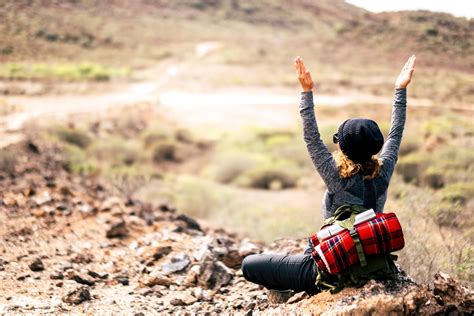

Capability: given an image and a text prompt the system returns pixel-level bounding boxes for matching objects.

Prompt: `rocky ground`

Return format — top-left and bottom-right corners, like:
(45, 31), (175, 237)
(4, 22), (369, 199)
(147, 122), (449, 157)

(0, 140), (472, 315)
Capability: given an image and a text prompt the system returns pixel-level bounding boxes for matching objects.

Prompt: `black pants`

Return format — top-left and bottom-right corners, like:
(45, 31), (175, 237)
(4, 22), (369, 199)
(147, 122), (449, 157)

(241, 248), (319, 295)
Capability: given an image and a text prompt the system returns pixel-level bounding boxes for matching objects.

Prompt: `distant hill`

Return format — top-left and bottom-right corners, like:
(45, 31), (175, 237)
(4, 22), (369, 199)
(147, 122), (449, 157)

(1, 0), (471, 68)
(1, 0), (473, 103)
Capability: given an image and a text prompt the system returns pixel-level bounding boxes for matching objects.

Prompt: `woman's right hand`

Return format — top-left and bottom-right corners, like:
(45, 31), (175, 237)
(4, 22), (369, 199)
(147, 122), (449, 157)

(395, 55), (416, 89)
(295, 56), (314, 92)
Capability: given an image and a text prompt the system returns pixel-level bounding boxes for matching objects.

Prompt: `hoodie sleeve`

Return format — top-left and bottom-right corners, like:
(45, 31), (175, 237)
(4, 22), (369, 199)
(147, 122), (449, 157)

(299, 91), (347, 193)
(379, 88), (407, 182)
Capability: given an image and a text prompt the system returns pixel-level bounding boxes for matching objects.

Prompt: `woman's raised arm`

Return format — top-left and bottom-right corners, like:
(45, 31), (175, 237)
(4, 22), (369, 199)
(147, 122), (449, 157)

(295, 57), (346, 193)
(380, 55), (416, 181)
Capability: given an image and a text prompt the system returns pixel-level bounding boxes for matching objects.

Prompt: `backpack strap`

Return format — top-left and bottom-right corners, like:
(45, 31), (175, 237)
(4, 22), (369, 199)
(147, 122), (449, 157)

(349, 227), (367, 267)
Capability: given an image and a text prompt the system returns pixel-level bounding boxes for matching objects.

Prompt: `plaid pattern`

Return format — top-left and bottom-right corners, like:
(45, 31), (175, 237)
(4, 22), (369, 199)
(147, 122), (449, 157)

(356, 213), (404, 256)
(310, 212), (404, 274)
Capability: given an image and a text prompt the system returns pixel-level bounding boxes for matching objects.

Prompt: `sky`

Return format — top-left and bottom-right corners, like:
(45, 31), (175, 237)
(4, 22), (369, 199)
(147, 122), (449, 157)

(345, 0), (474, 19)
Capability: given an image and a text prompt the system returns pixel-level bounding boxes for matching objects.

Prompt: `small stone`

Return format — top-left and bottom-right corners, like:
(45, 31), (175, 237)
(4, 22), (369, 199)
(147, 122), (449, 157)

(56, 281), (64, 287)
(141, 246), (172, 266)
(62, 261), (73, 271)
(17, 274), (30, 281)
(170, 293), (197, 306)
(29, 258), (45, 272)
(106, 219), (129, 238)
(184, 265), (200, 286)
(141, 272), (172, 287)
(50, 271), (64, 280)
(175, 214), (202, 231)
(71, 253), (94, 264)
(244, 301), (256, 311)
(287, 291), (309, 304)
(62, 286), (91, 305)
(32, 208), (47, 217)
(222, 249), (243, 269)
(88, 270), (108, 279)
(73, 273), (96, 286)
(114, 275), (129, 286)
(267, 289), (294, 304)
(161, 253), (190, 274)
(32, 191), (52, 206)
(238, 240), (260, 257)
(137, 288), (153, 297)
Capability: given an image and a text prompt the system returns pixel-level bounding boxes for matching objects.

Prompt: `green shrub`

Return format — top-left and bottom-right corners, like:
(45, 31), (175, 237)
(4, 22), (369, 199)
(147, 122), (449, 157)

(52, 126), (92, 148)
(422, 167), (445, 189)
(154, 175), (235, 219)
(438, 183), (474, 205)
(236, 163), (300, 190)
(204, 152), (263, 184)
(90, 138), (143, 167)
(431, 201), (463, 227)
(396, 153), (426, 184)
(63, 144), (98, 175)
(141, 127), (173, 149)
(0, 62), (130, 81)
(430, 183), (474, 227)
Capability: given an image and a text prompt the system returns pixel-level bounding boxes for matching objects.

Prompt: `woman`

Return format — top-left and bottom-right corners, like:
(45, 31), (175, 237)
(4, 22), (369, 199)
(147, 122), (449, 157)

(242, 55), (416, 295)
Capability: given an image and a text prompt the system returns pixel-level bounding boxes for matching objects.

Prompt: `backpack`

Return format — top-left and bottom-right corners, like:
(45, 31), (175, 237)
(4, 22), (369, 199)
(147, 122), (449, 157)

(308, 204), (403, 294)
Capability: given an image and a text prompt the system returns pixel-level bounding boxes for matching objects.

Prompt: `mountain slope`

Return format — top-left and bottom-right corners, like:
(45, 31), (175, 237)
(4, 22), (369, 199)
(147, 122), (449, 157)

(1, 0), (472, 69)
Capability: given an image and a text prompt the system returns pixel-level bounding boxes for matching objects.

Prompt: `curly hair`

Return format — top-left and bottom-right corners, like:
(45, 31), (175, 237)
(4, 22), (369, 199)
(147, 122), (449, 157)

(333, 150), (382, 180)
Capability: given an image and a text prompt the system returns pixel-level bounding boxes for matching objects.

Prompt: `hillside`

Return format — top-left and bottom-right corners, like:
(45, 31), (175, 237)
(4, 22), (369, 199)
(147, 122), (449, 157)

(1, 0), (473, 103)
(0, 140), (472, 314)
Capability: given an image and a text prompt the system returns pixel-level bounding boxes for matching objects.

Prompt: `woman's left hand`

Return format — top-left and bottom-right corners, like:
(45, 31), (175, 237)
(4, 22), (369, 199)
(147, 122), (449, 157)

(295, 56), (314, 92)
(395, 55), (416, 89)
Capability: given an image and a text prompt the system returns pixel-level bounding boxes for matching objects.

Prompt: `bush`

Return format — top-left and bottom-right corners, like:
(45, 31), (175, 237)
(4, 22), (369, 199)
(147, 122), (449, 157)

(430, 183), (474, 227)
(90, 138), (143, 167)
(52, 126), (92, 148)
(151, 140), (180, 163)
(396, 153), (426, 184)
(141, 128), (173, 149)
(63, 144), (98, 175)
(237, 163), (300, 190)
(204, 152), (262, 184)
(438, 183), (474, 205)
(422, 167), (445, 189)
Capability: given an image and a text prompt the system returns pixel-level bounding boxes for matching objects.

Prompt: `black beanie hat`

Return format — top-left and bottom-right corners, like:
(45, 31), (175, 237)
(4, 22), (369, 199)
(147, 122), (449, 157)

(337, 118), (384, 164)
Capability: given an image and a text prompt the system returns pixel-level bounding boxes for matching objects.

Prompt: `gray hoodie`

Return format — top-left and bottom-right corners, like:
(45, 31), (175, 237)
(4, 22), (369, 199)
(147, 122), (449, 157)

(299, 89), (407, 219)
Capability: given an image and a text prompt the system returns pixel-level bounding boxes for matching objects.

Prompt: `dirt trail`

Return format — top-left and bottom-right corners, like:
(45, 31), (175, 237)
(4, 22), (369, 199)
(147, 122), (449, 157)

(0, 41), (450, 147)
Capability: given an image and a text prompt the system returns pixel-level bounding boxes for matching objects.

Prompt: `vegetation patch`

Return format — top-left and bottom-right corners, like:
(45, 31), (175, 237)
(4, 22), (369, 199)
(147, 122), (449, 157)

(0, 63), (130, 81)
(51, 125), (92, 149)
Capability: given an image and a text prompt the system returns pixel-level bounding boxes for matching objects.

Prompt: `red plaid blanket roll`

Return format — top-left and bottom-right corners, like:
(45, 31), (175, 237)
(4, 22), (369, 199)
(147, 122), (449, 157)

(310, 213), (404, 274)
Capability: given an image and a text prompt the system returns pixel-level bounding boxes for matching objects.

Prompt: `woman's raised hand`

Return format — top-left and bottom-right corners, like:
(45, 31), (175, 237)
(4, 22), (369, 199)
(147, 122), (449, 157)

(295, 56), (314, 92)
(395, 55), (416, 89)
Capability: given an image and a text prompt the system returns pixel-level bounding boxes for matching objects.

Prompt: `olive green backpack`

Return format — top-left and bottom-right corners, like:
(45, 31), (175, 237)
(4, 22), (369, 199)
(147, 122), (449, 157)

(313, 204), (399, 294)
